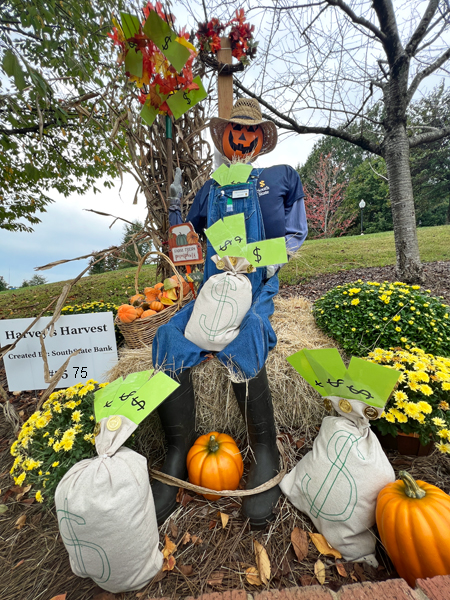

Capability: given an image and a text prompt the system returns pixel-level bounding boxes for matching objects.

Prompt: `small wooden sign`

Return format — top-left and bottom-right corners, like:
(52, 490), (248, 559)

(168, 222), (204, 266)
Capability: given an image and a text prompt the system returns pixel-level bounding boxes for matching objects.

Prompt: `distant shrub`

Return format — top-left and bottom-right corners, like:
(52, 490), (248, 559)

(313, 280), (450, 357)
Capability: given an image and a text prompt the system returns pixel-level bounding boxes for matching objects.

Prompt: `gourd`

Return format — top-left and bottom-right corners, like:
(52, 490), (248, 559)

(176, 233), (188, 246)
(170, 275), (190, 297)
(129, 293), (145, 305)
(149, 301), (164, 312)
(117, 304), (138, 323)
(376, 470), (450, 586)
(141, 309), (157, 319)
(186, 432), (244, 500)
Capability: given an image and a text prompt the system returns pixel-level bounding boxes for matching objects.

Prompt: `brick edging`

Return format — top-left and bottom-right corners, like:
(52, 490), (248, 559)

(163, 575), (450, 600)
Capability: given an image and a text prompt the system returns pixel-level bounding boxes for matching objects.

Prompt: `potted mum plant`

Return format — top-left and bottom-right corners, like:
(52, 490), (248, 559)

(365, 347), (450, 455)
(10, 381), (108, 506)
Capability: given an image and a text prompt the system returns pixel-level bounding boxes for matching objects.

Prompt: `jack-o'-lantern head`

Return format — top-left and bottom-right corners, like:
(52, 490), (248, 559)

(210, 98), (278, 162)
(222, 124), (264, 160)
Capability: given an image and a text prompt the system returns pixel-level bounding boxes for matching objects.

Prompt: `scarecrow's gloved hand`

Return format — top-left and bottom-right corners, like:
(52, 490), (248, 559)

(168, 167), (183, 212)
(266, 264), (280, 278)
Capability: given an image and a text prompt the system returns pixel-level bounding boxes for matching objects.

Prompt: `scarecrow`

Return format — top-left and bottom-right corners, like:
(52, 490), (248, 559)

(152, 98), (308, 528)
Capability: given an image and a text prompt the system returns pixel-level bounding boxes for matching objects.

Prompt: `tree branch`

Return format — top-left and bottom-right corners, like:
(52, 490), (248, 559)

(407, 46), (450, 103)
(371, 0), (404, 63)
(325, 0), (387, 43)
(405, 0), (440, 56)
(409, 126), (450, 148)
(234, 79), (382, 155)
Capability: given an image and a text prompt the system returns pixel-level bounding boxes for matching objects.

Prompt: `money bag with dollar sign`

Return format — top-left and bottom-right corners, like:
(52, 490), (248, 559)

(184, 255), (256, 352)
(55, 371), (179, 593)
(280, 348), (402, 567)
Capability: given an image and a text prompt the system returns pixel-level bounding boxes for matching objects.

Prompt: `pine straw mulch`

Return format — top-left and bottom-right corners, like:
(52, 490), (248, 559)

(0, 291), (450, 600)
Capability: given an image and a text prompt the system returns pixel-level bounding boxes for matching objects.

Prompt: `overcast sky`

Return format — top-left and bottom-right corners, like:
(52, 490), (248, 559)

(0, 130), (319, 288)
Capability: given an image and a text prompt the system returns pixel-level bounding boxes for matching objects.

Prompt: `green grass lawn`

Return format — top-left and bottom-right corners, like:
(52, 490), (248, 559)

(1, 225), (449, 319)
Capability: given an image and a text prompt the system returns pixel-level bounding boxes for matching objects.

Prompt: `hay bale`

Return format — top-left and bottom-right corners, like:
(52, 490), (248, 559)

(106, 296), (340, 445)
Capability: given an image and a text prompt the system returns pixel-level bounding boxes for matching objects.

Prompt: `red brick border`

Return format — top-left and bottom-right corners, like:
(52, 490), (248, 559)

(144, 575), (450, 600)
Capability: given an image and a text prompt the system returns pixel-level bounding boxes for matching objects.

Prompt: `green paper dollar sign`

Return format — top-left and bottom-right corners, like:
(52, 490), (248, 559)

(58, 498), (111, 583)
(301, 431), (364, 522)
(199, 277), (238, 341)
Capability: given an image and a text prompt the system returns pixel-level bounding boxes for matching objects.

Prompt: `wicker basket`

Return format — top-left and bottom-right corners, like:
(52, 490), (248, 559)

(115, 251), (194, 349)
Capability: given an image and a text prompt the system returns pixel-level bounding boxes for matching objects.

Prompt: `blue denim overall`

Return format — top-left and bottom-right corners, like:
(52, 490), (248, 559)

(153, 168), (279, 379)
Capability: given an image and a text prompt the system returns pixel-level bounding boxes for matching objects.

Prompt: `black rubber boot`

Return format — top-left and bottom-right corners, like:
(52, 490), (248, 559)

(232, 366), (281, 529)
(151, 369), (197, 526)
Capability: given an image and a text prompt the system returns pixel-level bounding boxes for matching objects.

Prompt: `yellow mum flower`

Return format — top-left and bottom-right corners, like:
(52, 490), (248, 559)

(404, 403), (421, 418)
(394, 391), (408, 402)
(72, 410), (82, 422)
(384, 413), (396, 423)
(439, 401), (450, 410)
(351, 298), (360, 305)
(436, 442), (450, 454)
(52, 461), (60, 468)
(419, 384), (433, 396)
(14, 472), (26, 486)
(35, 490), (44, 503)
(437, 429), (450, 438)
(65, 401), (77, 409)
(442, 383), (450, 391)
(392, 315), (401, 322)
(417, 401), (432, 413)
(10, 440), (19, 456)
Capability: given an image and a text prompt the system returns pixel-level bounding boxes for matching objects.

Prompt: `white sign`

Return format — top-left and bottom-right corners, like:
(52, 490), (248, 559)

(0, 313), (118, 392)
(359, 200), (366, 209)
(172, 245), (201, 262)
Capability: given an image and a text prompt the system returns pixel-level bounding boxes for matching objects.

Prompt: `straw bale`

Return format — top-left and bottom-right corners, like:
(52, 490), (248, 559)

(106, 296), (340, 445)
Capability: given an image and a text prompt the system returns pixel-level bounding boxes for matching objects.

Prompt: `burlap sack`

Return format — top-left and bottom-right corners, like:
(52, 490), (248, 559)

(184, 255), (254, 351)
(55, 416), (162, 593)
(280, 396), (395, 566)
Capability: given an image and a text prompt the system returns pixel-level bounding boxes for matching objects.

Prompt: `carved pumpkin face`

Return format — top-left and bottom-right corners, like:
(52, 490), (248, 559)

(222, 124), (264, 160)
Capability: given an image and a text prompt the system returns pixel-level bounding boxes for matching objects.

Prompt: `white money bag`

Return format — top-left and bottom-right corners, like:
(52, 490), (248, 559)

(184, 254), (254, 352)
(55, 415), (162, 593)
(280, 396), (395, 567)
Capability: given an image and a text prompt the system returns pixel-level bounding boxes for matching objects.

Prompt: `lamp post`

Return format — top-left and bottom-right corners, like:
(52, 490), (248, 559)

(359, 200), (366, 235)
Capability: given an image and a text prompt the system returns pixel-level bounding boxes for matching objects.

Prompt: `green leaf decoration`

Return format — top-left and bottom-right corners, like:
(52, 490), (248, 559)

(143, 10), (190, 72)
(120, 12), (141, 39)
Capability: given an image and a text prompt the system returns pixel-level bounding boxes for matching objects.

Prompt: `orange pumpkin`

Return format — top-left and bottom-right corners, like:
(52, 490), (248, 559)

(141, 309), (157, 318)
(129, 293), (145, 305)
(186, 231), (199, 244)
(222, 123), (264, 161)
(186, 432), (243, 500)
(135, 306), (144, 317)
(154, 282), (164, 290)
(149, 301), (164, 312)
(144, 288), (160, 302)
(376, 471), (450, 586)
(117, 304), (138, 323)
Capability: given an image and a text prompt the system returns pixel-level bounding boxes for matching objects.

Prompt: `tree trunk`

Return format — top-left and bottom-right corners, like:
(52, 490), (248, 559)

(384, 125), (423, 284)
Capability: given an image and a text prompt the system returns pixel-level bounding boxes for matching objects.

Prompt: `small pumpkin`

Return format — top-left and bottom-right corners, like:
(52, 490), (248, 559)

(149, 301), (164, 312)
(176, 233), (188, 246)
(154, 282), (164, 290)
(141, 309), (157, 318)
(376, 470), (450, 586)
(186, 432), (244, 500)
(129, 293), (145, 305)
(117, 304), (138, 323)
(186, 230), (199, 244)
(222, 123), (264, 161)
(135, 306), (144, 317)
(144, 290), (160, 303)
